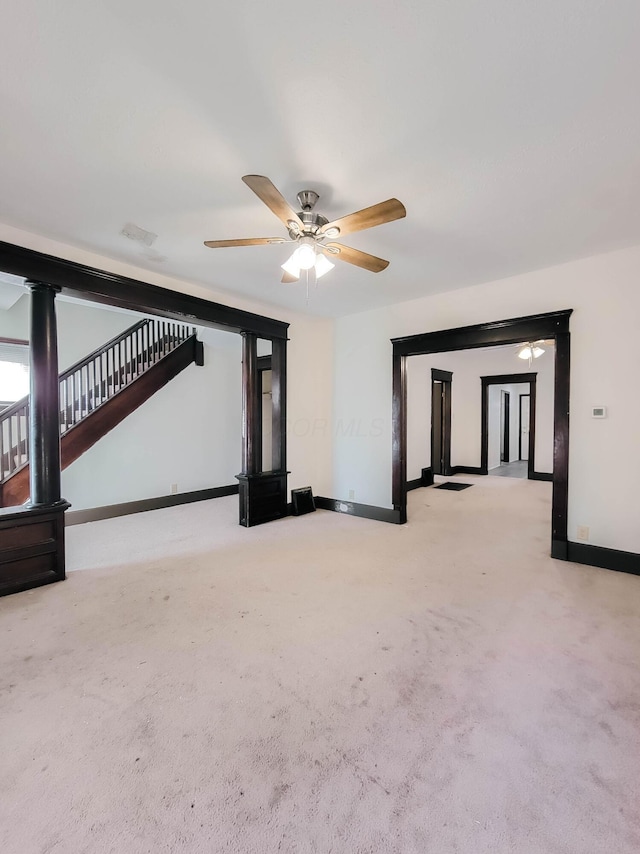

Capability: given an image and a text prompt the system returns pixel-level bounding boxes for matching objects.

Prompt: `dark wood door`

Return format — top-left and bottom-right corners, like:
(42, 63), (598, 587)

(431, 371), (452, 475)
(501, 390), (510, 463)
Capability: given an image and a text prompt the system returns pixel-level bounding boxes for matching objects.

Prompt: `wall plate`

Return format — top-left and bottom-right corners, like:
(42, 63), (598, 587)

(592, 406), (607, 418)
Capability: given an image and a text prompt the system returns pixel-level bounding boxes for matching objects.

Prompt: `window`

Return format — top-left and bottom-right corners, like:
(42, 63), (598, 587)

(0, 339), (29, 410)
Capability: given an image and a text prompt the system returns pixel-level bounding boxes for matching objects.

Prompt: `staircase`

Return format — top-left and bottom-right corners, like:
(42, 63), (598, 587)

(0, 318), (203, 507)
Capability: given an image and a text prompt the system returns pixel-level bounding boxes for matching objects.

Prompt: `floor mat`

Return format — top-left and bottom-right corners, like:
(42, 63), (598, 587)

(434, 482), (473, 491)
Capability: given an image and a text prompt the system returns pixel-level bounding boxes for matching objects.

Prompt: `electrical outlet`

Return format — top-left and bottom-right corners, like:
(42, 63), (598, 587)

(348, 489), (355, 500)
(170, 483), (178, 495)
(577, 525), (589, 541)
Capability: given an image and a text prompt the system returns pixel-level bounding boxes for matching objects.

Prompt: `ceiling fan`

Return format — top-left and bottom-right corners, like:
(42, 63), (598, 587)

(204, 175), (406, 285)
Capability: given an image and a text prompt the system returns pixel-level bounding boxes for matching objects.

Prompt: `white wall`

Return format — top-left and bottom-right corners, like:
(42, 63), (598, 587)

(61, 323), (243, 510)
(406, 346), (554, 479)
(0, 222), (334, 504)
(334, 244), (640, 553)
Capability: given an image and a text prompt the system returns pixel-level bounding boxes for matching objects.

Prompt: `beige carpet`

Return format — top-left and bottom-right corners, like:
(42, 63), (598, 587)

(1, 477), (639, 853)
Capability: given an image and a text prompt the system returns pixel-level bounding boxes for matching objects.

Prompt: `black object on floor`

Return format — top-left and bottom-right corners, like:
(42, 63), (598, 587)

(434, 482), (473, 491)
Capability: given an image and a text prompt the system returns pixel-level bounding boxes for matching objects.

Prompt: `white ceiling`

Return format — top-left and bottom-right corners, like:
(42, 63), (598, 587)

(1, 1), (640, 319)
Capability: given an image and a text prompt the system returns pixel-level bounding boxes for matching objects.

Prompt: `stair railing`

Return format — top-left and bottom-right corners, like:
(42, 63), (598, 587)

(0, 319), (195, 481)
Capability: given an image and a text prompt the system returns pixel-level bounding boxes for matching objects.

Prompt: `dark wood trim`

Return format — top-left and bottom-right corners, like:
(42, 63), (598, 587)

(552, 332), (570, 549)
(518, 393), (530, 461)
(450, 465), (484, 475)
(0, 241), (289, 340)
(0, 336), (29, 346)
(530, 471), (553, 482)
(421, 467), (434, 486)
(65, 484), (239, 526)
(27, 282), (62, 506)
(406, 478), (423, 491)
(501, 390), (510, 463)
(392, 309), (572, 356)
(0, 501), (69, 596)
(431, 368), (452, 382)
(239, 336), (287, 526)
(480, 372), (537, 477)
(241, 333), (260, 476)
(431, 371), (452, 476)
(566, 542), (640, 577)
(257, 355), (272, 372)
(271, 338), (287, 474)
(236, 471), (288, 527)
(391, 310), (572, 557)
(315, 496), (401, 524)
(391, 352), (407, 522)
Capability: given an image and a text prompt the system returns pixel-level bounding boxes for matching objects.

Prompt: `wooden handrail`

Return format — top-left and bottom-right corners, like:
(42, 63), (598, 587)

(59, 319), (148, 382)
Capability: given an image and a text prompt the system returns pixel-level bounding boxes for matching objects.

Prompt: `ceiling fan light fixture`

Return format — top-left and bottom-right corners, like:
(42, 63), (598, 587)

(314, 253), (334, 279)
(281, 253), (301, 278)
(296, 238), (316, 270)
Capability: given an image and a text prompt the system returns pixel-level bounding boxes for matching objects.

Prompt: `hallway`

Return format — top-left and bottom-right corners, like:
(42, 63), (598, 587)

(489, 460), (529, 479)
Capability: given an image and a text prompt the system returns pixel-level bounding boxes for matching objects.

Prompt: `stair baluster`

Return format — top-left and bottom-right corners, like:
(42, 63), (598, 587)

(0, 319), (197, 496)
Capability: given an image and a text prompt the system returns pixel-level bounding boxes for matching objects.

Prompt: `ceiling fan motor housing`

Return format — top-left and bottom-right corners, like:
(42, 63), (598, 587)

(288, 191), (329, 239)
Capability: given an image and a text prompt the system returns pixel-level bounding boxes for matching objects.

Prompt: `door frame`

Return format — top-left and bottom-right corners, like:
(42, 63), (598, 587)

(480, 373), (536, 477)
(391, 309), (572, 560)
(500, 390), (510, 463)
(519, 393), (530, 461)
(431, 368), (452, 475)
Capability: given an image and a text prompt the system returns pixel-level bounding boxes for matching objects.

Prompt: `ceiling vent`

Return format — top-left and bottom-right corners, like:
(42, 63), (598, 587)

(120, 222), (158, 247)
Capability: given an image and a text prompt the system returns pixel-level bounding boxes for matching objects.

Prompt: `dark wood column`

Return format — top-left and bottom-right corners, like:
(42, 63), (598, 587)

(271, 337), (287, 473)
(237, 333), (288, 527)
(551, 331), (571, 559)
(27, 281), (63, 506)
(0, 280), (69, 596)
(391, 350), (407, 523)
(240, 332), (260, 476)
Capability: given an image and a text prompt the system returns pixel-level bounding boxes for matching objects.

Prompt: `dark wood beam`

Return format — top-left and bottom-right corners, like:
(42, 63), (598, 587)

(392, 310), (572, 356)
(0, 240), (289, 340)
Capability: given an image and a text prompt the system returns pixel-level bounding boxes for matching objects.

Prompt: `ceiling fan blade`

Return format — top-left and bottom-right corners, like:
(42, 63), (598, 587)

(322, 243), (389, 273)
(281, 271), (299, 284)
(242, 175), (304, 232)
(204, 237), (286, 248)
(320, 198), (406, 238)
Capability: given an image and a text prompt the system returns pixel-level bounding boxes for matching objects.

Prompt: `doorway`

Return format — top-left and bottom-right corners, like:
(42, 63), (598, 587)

(391, 309), (572, 559)
(519, 394), (530, 461)
(481, 372), (537, 479)
(500, 391), (510, 463)
(431, 368), (452, 475)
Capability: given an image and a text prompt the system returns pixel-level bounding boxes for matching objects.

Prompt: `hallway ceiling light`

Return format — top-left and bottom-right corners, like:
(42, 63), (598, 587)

(517, 341), (546, 365)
